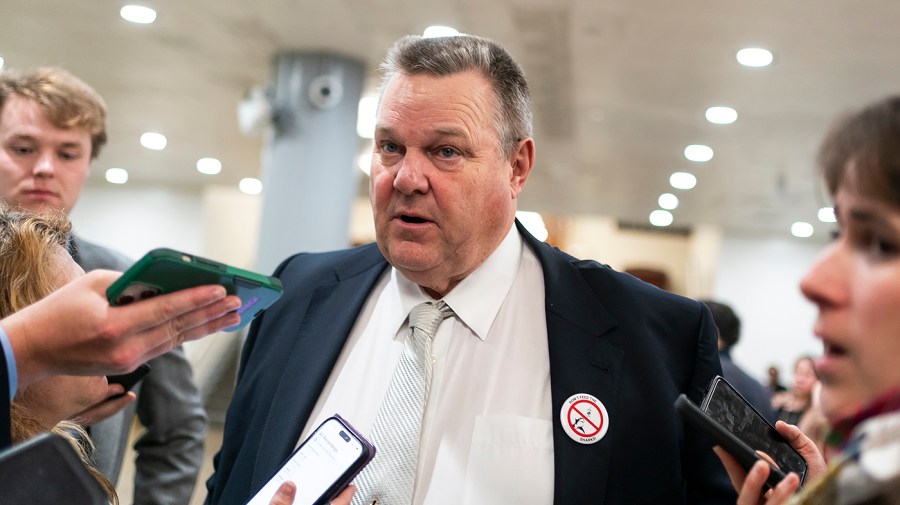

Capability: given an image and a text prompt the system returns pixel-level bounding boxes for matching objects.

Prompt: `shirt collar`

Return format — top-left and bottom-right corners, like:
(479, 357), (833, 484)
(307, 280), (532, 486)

(389, 225), (523, 341)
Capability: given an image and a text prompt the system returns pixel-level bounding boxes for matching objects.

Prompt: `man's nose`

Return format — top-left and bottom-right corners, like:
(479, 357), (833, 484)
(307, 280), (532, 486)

(393, 151), (429, 194)
(33, 151), (57, 178)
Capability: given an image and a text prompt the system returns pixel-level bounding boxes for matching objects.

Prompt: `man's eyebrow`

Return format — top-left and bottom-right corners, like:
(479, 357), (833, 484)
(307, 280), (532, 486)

(374, 125), (469, 140)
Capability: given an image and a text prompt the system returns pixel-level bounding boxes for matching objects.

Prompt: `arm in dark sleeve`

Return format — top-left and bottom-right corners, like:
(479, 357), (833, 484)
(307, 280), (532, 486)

(683, 304), (739, 505)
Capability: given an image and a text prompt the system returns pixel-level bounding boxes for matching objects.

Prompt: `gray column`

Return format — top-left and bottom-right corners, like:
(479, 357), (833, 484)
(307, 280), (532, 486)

(256, 52), (364, 273)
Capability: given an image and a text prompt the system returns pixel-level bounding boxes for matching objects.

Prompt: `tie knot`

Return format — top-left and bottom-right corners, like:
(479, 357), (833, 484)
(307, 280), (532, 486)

(409, 300), (453, 338)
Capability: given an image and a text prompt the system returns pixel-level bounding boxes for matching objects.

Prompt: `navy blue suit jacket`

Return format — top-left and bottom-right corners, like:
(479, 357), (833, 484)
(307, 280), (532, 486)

(207, 223), (735, 504)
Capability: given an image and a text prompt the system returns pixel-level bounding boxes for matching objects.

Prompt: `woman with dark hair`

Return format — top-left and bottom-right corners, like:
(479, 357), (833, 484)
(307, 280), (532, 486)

(719, 96), (900, 504)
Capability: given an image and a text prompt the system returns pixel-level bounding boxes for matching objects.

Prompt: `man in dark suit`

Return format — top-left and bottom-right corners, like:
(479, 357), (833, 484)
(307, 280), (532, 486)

(207, 34), (734, 504)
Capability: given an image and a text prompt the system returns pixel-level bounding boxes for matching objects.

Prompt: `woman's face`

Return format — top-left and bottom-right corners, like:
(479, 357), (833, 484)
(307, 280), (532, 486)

(17, 247), (108, 428)
(800, 183), (900, 424)
(791, 358), (817, 396)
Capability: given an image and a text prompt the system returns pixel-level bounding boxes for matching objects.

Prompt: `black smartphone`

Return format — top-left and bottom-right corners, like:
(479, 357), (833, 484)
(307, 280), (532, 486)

(246, 414), (375, 505)
(0, 432), (107, 504)
(105, 362), (152, 399)
(675, 376), (808, 490)
(106, 248), (284, 331)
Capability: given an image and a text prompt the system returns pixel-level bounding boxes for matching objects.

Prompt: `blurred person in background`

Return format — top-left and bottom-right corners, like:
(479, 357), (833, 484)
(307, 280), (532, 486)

(771, 356), (817, 426)
(702, 299), (775, 422)
(718, 94), (900, 504)
(768, 365), (788, 394)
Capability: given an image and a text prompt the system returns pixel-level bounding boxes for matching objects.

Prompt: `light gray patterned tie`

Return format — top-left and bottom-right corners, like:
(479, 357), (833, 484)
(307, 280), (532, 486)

(352, 300), (454, 505)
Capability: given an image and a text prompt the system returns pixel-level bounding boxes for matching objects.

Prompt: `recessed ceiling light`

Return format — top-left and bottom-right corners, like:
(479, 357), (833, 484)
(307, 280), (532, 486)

(0, 55), (5, 70)
(705, 106), (738, 125)
(670, 172), (697, 190)
(140, 132), (167, 150)
(658, 193), (679, 210)
(196, 157), (222, 175)
(423, 26), (460, 38)
(239, 177), (262, 195)
(516, 211), (549, 241)
(120, 5), (157, 24)
(684, 144), (714, 162)
(791, 221), (814, 238)
(649, 209), (674, 227)
(736, 47), (773, 67)
(105, 168), (128, 184)
(818, 207), (836, 223)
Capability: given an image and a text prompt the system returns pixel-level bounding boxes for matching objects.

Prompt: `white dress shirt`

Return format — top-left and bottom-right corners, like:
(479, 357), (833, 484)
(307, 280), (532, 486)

(299, 225), (554, 504)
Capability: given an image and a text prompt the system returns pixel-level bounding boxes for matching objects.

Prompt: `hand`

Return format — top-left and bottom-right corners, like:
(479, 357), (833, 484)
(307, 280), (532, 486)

(734, 459), (801, 505)
(5, 269), (242, 389)
(269, 482), (356, 505)
(70, 388), (137, 426)
(714, 421), (827, 504)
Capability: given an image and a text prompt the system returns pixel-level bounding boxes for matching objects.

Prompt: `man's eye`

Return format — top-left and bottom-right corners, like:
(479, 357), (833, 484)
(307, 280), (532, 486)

(381, 142), (400, 154)
(437, 147), (458, 158)
(60, 152), (80, 161)
(11, 146), (33, 156)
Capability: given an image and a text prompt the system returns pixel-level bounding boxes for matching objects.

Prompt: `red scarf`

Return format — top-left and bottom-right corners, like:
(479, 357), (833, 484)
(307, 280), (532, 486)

(826, 388), (900, 452)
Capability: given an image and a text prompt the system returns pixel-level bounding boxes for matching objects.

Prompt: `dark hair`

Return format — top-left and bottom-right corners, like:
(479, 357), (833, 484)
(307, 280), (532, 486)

(700, 299), (741, 348)
(0, 67), (108, 159)
(818, 95), (900, 205)
(380, 34), (532, 158)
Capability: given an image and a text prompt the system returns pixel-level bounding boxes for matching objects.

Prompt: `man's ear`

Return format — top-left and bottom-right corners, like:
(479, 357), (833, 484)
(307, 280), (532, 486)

(509, 137), (535, 197)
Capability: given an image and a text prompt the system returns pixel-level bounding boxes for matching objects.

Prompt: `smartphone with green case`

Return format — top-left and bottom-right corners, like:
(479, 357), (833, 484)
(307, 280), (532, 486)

(106, 248), (283, 331)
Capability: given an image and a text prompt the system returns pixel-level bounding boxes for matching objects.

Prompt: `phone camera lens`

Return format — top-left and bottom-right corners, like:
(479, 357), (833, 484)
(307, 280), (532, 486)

(339, 430), (350, 442)
(140, 289), (158, 300)
(117, 295), (135, 305)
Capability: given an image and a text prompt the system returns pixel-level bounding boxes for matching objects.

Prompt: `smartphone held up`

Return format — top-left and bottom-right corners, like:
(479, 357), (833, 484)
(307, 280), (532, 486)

(106, 248), (283, 331)
(675, 375), (808, 490)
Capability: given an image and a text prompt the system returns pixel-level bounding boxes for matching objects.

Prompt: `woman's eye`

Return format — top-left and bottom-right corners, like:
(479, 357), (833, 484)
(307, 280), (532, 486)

(870, 236), (899, 258)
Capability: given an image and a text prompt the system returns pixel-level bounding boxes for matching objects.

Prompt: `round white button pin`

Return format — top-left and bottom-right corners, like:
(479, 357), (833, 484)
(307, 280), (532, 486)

(560, 393), (609, 444)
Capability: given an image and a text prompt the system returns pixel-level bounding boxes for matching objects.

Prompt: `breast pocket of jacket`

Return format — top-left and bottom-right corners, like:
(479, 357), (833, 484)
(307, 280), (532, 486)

(461, 415), (554, 505)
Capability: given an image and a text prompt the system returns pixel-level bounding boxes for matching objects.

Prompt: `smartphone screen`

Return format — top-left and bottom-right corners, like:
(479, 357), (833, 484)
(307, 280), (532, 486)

(701, 376), (808, 482)
(246, 415), (374, 505)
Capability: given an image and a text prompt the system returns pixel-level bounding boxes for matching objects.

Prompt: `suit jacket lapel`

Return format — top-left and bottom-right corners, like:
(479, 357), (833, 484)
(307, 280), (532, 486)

(251, 246), (388, 488)
(518, 221), (624, 503)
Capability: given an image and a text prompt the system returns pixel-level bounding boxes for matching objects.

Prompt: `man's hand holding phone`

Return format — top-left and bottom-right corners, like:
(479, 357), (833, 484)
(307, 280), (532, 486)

(268, 482), (356, 505)
(246, 415), (374, 505)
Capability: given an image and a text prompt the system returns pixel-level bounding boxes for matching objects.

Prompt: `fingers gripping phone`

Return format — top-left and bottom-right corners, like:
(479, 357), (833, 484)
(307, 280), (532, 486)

(675, 376), (808, 490)
(106, 362), (152, 399)
(246, 414), (375, 505)
(106, 248), (283, 331)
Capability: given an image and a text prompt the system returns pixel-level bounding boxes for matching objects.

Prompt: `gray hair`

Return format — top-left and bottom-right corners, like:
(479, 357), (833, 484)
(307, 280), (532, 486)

(379, 34), (533, 157)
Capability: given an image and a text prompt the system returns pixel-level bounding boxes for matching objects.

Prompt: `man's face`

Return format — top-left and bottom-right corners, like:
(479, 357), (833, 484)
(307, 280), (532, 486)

(0, 95), (91, 214)
(369, 70), (533, 297)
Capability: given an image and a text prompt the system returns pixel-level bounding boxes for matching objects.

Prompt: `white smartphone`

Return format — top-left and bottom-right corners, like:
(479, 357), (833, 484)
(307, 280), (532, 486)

(246, 414), (375, 505)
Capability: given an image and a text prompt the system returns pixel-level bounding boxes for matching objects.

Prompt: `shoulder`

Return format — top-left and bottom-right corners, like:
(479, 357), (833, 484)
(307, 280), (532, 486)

(273, 242), (385, 281)
(74, 237), (133, 272)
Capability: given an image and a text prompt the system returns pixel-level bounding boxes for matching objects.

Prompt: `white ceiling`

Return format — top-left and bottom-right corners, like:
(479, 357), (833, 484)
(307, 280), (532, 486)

(3, 0), (899, 240)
